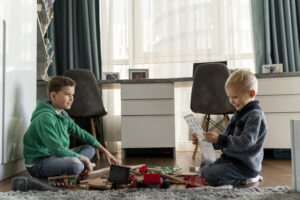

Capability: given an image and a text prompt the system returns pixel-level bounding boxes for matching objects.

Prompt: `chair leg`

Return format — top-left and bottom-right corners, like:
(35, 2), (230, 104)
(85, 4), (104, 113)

(224, 114), (230, 127)
(94, 117), (106, 148)
(192, 115), (208, 160)
(192, 114), (230, 160)
(90, 118), (100, 160)
(202, 115), (208, 131)
(205, 114), (210, 131)
(192, 144), (198, 160)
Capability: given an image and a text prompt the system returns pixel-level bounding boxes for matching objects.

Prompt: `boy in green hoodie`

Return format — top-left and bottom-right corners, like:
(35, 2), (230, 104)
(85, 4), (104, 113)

(23, 76), (119, 178)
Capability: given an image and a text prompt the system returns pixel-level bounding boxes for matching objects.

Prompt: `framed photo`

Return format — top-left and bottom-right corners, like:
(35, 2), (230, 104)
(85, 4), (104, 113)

(129, 69), (149, 80)
(103, 72), (119, 80)
(262, 64), (283, 73)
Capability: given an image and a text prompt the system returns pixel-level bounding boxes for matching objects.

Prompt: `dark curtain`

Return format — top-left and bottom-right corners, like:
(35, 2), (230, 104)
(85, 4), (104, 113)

(251, 0), (300, 73)
(48, 0), (102, 80)
(47, 0), (105, 148)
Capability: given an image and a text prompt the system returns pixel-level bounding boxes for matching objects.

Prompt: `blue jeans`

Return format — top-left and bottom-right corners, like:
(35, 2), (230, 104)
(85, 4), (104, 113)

(27, 145), (96, 178)
(200, 157), (247, 186)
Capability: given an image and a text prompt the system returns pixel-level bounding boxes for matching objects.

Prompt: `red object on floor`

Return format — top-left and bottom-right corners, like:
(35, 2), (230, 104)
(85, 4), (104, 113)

(143, 173), (162, 186)
(184, 175), (206, 187)
(129, 175), (135, 181)
(139, 165), (148, 174)
(199, 176), (207, 186)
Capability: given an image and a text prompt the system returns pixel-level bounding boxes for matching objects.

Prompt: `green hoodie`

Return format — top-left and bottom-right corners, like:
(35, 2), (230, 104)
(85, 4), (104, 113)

(23, 101), (100, 165)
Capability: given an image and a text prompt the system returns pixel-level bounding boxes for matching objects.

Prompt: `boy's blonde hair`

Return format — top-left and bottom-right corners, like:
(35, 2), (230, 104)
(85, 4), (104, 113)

(225, 69), (258, 93)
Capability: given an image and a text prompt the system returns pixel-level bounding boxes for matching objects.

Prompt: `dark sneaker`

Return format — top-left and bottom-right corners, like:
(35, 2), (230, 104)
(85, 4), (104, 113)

(11, 175), (61, 192)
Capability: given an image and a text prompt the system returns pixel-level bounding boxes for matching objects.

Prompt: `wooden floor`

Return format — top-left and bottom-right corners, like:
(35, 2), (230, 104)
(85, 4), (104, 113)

(0, 150), (292, 192)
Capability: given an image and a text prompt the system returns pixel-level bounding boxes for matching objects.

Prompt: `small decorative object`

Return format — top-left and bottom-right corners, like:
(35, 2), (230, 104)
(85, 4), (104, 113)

(103, 72), (119, 80)
(262, 64), (283, 73)
(129, 69), (149, 80)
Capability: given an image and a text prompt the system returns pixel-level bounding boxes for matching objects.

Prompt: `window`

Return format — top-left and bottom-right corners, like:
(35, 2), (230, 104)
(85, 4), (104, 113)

(100, 0), (254, 75)
(100, 0), (254, 143)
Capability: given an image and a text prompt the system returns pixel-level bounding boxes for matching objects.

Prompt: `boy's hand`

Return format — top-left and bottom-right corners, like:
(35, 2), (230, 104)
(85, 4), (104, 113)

(104, 150), (120, 166)
(97, 144), (120, 166)
(192, 133), (198, 145)
(203, 132), (219, 144)
(80, 156), (93, 175)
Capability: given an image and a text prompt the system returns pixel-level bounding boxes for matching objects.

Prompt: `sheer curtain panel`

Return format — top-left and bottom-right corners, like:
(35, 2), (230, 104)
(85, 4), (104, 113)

(100, 0), (254, 150)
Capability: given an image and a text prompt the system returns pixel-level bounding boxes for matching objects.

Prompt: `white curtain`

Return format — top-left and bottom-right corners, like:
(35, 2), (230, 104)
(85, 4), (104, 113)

(100, 0), (254, 152)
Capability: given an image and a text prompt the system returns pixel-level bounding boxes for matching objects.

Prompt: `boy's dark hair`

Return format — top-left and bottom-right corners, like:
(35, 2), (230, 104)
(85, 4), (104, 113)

(47, 76), (76, 98)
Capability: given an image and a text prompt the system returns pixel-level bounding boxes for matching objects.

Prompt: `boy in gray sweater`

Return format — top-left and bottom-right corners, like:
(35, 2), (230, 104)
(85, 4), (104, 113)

(193, 69), (268, 186)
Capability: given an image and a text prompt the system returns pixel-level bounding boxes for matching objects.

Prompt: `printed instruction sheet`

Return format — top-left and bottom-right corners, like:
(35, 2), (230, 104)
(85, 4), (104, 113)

(184, 114), (216, 162)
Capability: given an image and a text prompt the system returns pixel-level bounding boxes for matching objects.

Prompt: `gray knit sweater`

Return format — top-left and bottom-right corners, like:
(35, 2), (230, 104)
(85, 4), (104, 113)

(217, 100), (268, 177)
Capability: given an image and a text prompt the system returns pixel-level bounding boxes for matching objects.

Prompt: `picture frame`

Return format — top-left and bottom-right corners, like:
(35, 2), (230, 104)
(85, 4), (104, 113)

(103, 72), (119, 80)
(129, 69), (149, 80)
(262, 64), (283, 73)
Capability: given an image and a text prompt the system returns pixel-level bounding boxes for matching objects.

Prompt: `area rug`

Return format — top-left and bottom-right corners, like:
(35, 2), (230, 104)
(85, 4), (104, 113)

(0, 186), (298, 200)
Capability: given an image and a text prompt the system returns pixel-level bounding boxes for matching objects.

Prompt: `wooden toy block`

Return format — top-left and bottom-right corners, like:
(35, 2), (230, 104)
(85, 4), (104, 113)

(169, 184), (186, 189)
(87, 178), (112, 190)
(81, 167), (110, 183)
(127, 164), (146, 170)
(79, 184), (89, 190)
(134, 175), (144, 183)
(159, 174), (187, 184)
(174, 172), (197, 177)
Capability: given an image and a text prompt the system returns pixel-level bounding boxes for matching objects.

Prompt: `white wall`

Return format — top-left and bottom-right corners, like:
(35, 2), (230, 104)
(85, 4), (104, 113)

(0, 0), (36, 180)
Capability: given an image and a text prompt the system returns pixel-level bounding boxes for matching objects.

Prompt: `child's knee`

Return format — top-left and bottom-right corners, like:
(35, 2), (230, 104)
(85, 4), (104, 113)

(201, 166), (221, 186)
(83, 145), (96, 159)
(201, 166), (213, 179)
(90, 147), (96, 157)
(69, 158), (84, 175)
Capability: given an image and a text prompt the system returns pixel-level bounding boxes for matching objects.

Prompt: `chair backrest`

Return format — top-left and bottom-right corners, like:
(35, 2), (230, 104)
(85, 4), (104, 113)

(64, 69), (107, 117)
(191, 63), (235, 115)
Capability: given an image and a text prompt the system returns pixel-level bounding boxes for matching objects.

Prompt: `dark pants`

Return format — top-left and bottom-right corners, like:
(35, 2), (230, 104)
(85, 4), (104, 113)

(27, 145), (95, 178)
(200, 157), (247, 186)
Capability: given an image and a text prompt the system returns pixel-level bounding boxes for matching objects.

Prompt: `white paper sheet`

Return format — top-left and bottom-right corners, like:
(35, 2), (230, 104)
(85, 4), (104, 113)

(184, 114), (216, 162)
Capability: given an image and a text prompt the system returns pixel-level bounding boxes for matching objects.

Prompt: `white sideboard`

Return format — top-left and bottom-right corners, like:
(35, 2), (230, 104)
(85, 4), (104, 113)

(256, 77), (300, 148)
(121, 83), (175, 157)
(99, 73), (300, 150)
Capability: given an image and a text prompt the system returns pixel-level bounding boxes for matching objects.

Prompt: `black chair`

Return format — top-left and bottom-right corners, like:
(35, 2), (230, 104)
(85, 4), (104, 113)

(64, 69), (107, 160)
(190, 63), (235, 159)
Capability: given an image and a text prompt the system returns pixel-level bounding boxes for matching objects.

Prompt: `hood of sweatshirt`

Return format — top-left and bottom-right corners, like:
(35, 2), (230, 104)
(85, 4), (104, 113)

(31, 101), (65, 121)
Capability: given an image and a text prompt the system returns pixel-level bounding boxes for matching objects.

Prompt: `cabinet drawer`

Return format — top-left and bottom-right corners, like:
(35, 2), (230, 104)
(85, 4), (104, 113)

(258, 77), (300, 95)
(121, 99), (174, 115)
(256, 95), (300, 113)
(121, 116), (175, 148)
(264, 113), (300, 148)
(121, 83), (174, 99)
